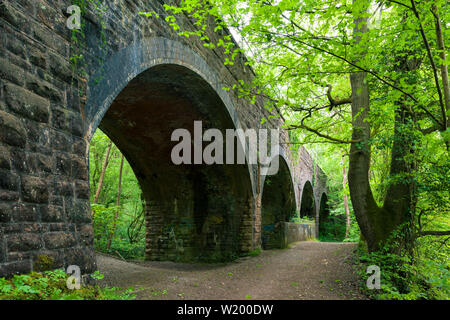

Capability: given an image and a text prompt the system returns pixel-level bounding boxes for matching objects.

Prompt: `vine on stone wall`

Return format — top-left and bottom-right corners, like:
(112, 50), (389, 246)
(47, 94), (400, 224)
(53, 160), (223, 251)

(69, 0), (108, 97)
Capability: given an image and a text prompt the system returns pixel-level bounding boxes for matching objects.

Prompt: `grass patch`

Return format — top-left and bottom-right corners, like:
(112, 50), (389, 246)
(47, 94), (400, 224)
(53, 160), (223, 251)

(247, 248), (262, 257)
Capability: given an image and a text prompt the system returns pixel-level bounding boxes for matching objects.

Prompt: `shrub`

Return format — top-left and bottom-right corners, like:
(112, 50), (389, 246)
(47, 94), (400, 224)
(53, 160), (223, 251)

(355, 240), (450, 300)
(247, 248), (262, 257)
(0, 269), (135, 300)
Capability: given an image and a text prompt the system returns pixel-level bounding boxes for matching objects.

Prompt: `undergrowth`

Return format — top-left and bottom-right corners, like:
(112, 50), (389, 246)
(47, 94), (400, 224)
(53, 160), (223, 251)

(355, 237), (449, 300)
(0, 269), (135, 300)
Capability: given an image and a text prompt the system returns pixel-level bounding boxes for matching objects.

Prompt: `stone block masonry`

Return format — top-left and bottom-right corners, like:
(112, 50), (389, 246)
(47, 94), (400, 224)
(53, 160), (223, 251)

(0, 0), (327, 277)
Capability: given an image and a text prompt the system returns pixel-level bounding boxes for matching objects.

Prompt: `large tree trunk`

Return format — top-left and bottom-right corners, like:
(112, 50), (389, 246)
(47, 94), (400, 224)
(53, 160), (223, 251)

(348, 1), (383, 252)
(348, 1), (418, 252)
(381, 107), (416, 254)
(348, 69), (384, 251)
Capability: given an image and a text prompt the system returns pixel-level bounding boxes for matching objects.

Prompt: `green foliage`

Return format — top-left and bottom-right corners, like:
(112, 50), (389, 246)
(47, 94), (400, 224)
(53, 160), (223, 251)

(91, 195), (145, 261)
(247, 248), (262, 257)
(0, 270), (135, 300)
(356, 230), (450, 300)
(303, 144), (360, 242)
(318, 188), (360, 242)
(70, 0), (108, 87)
(289, 216), (314, 225)
(91, 203), (117, 247)
(90, 130), (146, 260)
(320, 219), (359, 243)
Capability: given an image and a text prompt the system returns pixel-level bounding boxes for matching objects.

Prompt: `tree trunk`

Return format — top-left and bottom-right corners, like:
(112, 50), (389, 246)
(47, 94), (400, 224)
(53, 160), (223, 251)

(342, 156), (351, 239)
(381, 106), (417, 247)
(348, 1), (418, 252)
(93, 141), (113, 204)
(107, 154), (124, 251)
(348, 69), (384, 251)
(347, 0), (383, 252)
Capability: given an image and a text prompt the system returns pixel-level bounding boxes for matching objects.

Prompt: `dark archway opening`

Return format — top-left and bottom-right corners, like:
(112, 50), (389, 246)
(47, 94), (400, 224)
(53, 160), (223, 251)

(89, 64), (253, 263)
(318, 193), (330, 236)
(261, 157), (296, 249)
(300, 181), (315, 219)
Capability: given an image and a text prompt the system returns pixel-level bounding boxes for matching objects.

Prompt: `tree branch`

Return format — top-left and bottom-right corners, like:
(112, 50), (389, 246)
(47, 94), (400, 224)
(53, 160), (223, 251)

(278, 35), (443, 127)
(431, 5), (449, 131)
(418, 231), (450, 237)
(326, 84), (352, 109)
(288, 122), (357, 144)
(410, 0), (447, 131)
(385, 0), (412, 10)
(280, 38), (420, 103)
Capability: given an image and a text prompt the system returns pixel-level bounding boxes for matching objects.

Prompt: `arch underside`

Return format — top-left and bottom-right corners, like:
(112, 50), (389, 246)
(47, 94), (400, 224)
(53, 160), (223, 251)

(261, 157), (296, 249)
(94, 64), (253, 262)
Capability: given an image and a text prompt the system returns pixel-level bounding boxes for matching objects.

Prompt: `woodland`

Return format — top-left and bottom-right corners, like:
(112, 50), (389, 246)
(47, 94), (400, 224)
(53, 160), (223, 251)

(89, 0), (450, 299)
(0, 0), (448, 300)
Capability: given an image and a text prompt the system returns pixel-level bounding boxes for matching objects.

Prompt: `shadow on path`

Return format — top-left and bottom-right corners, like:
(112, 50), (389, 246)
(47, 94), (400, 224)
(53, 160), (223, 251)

(97, 241), (367, 300)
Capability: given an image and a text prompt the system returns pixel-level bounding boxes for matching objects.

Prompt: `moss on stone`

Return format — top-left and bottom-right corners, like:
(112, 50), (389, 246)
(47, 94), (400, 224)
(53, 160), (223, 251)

(33, 254), (54, 272)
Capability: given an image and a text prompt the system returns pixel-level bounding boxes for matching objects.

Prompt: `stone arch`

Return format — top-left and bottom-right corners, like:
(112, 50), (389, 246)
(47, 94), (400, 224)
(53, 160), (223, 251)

(300, 181), (315, 219)
(0, 2), (329, 277)
(260, 154), (296, 249)
(85, 39), (254, 262)
(84, 37), (255, 189)
(260, 145), (298, 204)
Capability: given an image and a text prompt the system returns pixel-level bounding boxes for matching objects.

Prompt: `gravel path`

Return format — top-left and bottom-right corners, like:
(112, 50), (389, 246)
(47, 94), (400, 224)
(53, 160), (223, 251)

(97, 241), (367, 300)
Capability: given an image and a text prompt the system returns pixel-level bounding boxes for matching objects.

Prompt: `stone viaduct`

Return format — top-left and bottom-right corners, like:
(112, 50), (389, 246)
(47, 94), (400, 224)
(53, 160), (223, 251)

(0, 0), (328, 277)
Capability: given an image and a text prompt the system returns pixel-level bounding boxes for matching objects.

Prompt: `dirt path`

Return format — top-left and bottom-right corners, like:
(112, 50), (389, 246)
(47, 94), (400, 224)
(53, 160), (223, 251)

(97, 241), (367, 300)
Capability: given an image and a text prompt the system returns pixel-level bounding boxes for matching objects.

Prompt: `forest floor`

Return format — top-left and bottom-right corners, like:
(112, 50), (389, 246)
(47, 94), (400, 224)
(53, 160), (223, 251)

(96, 241), (367, 300)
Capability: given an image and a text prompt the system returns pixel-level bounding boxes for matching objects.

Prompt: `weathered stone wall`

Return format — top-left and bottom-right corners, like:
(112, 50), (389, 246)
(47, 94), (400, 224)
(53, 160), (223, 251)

(0, 0), (327, 277)
(292, 146), (328, 237)
(0, 0), (96, 276)
(260, 157), (296, 250)
(282, 222), (315, 246)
